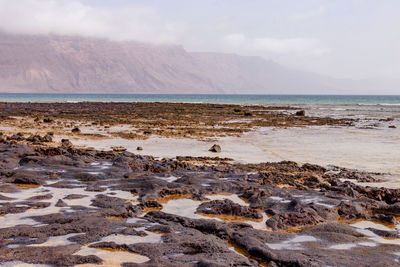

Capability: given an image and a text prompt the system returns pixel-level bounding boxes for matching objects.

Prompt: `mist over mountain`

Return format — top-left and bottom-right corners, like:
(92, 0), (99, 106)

(0, 33), (398, 94)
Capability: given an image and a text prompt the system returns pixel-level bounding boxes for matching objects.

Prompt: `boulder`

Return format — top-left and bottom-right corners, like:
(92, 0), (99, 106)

(197, 199), (262, 219)
(296, 110), (306, 116)
(55, 199), (68, 207)
(26, 135), (41, 143)
(266, 209), (325, 231)
(42, 133), (53, 142)
(27, 134), (53, 144)
(209, 144), (221, 153)
(112, 146), (127, 152)
(337, 201), (367, 219)
(61, 139), (72, 148)
(8, 133), (25, 141)
(12, 176), (44, 185)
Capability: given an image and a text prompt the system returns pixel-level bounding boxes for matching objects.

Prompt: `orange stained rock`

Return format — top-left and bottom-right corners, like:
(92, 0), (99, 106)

(141, 207), (163, 213)
(275, 222), (326, 234)
(98, 247), (131, 253)
(157, 194), (192, 204)
(147, 230), (167, 235)
(16, 184), (41, 189)
(198, 212), (263, 223)
(106, 216), (126, 220)
(205, 192), (249, 204)
(205, 192), (234, 196)
(228, 240), (269, 267)
(276, 184), (295, 189)
(339, 217), (397, 230)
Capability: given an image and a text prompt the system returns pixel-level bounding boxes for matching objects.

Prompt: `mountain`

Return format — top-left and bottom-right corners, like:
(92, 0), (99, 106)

(0, 32), (398, 94)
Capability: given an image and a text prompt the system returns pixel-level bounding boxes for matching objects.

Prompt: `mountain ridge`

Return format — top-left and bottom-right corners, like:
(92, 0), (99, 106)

(0, 32), (398, 94)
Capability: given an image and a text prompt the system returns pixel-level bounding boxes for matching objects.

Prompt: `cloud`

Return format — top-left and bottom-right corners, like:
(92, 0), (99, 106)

(223, 34), (330, 56)
(1, 0), (395, 81)
(222, 33), (246, 47)
(0, 0), (185, 43)
(0, 0), (330, 57)
(292, 6), (326, 21)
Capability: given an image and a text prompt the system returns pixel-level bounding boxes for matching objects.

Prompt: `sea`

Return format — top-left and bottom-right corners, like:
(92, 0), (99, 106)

(0, 93), (399, 105)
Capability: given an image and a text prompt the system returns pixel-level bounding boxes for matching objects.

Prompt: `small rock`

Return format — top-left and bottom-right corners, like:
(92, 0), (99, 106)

(26, 135), (41, 144)
(72, 127), (81, 133)
(209, 144), (221, 153)
(55, 199), (68, 207)
(137, 146), (143, 151)
(28, 134), (53, 143)
(366, 227), (400, 238)
(389, 125), (396, 128)
(337, 201), (366, 219)
(64, 194), (87, 200)
(197, 199), (262, 219)
(13, 176), (43, 185)
(43, 118), (53, 123)
(61, 139), (72, 148)
(112, 146), (127, 152)
(296, 110), (306, 116)
(8, 133), (25, 141)
(42, 134), (53, 142)
(371, 214), (396, 225)
(28, 193), (53, 201)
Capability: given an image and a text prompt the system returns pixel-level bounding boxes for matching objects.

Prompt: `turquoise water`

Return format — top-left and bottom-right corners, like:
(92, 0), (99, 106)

(0, 93), (400, 105)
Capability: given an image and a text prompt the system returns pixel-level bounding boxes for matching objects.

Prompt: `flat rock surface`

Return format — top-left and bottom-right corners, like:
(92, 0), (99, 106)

(0, 140), (399, 266)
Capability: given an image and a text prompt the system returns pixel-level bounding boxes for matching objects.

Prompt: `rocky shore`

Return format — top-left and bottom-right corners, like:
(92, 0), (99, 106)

(0, 135), (400, 267)
(0, 102), (352, 140)
(0, 102), (398, 266)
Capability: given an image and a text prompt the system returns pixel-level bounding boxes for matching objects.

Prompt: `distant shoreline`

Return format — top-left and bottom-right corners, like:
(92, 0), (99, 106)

(0, 93), (400, 105)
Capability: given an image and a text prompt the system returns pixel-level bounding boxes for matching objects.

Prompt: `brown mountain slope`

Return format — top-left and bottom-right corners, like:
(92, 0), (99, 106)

(0, 33), (217, 93)
(0, 32), (390, 94)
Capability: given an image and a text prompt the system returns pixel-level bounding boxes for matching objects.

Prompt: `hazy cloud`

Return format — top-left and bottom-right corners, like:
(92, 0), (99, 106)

(0, 0), (398, 80)
(223, 34), (330, 56)
(0, 0), (185, 43)
(292, 6), (326, 21)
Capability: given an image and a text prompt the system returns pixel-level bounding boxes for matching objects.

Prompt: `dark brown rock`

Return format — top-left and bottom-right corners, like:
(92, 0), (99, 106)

(296, 110), (306, 116)
(55, 199), (68, 207)
(197, 199), (262, 219)
(209, 144), (221, 153)
(61, 139), (73, 148)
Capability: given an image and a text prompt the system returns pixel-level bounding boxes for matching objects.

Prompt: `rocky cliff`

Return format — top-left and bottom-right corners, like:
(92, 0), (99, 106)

(0, 32), (388, 94)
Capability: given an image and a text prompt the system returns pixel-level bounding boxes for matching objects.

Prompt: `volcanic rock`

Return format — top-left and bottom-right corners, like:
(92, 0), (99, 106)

(209, 144), (221, 153)
(197, 199), (262, 219)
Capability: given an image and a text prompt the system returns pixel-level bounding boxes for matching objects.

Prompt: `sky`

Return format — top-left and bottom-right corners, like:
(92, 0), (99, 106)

(0, 0), (399, 80)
